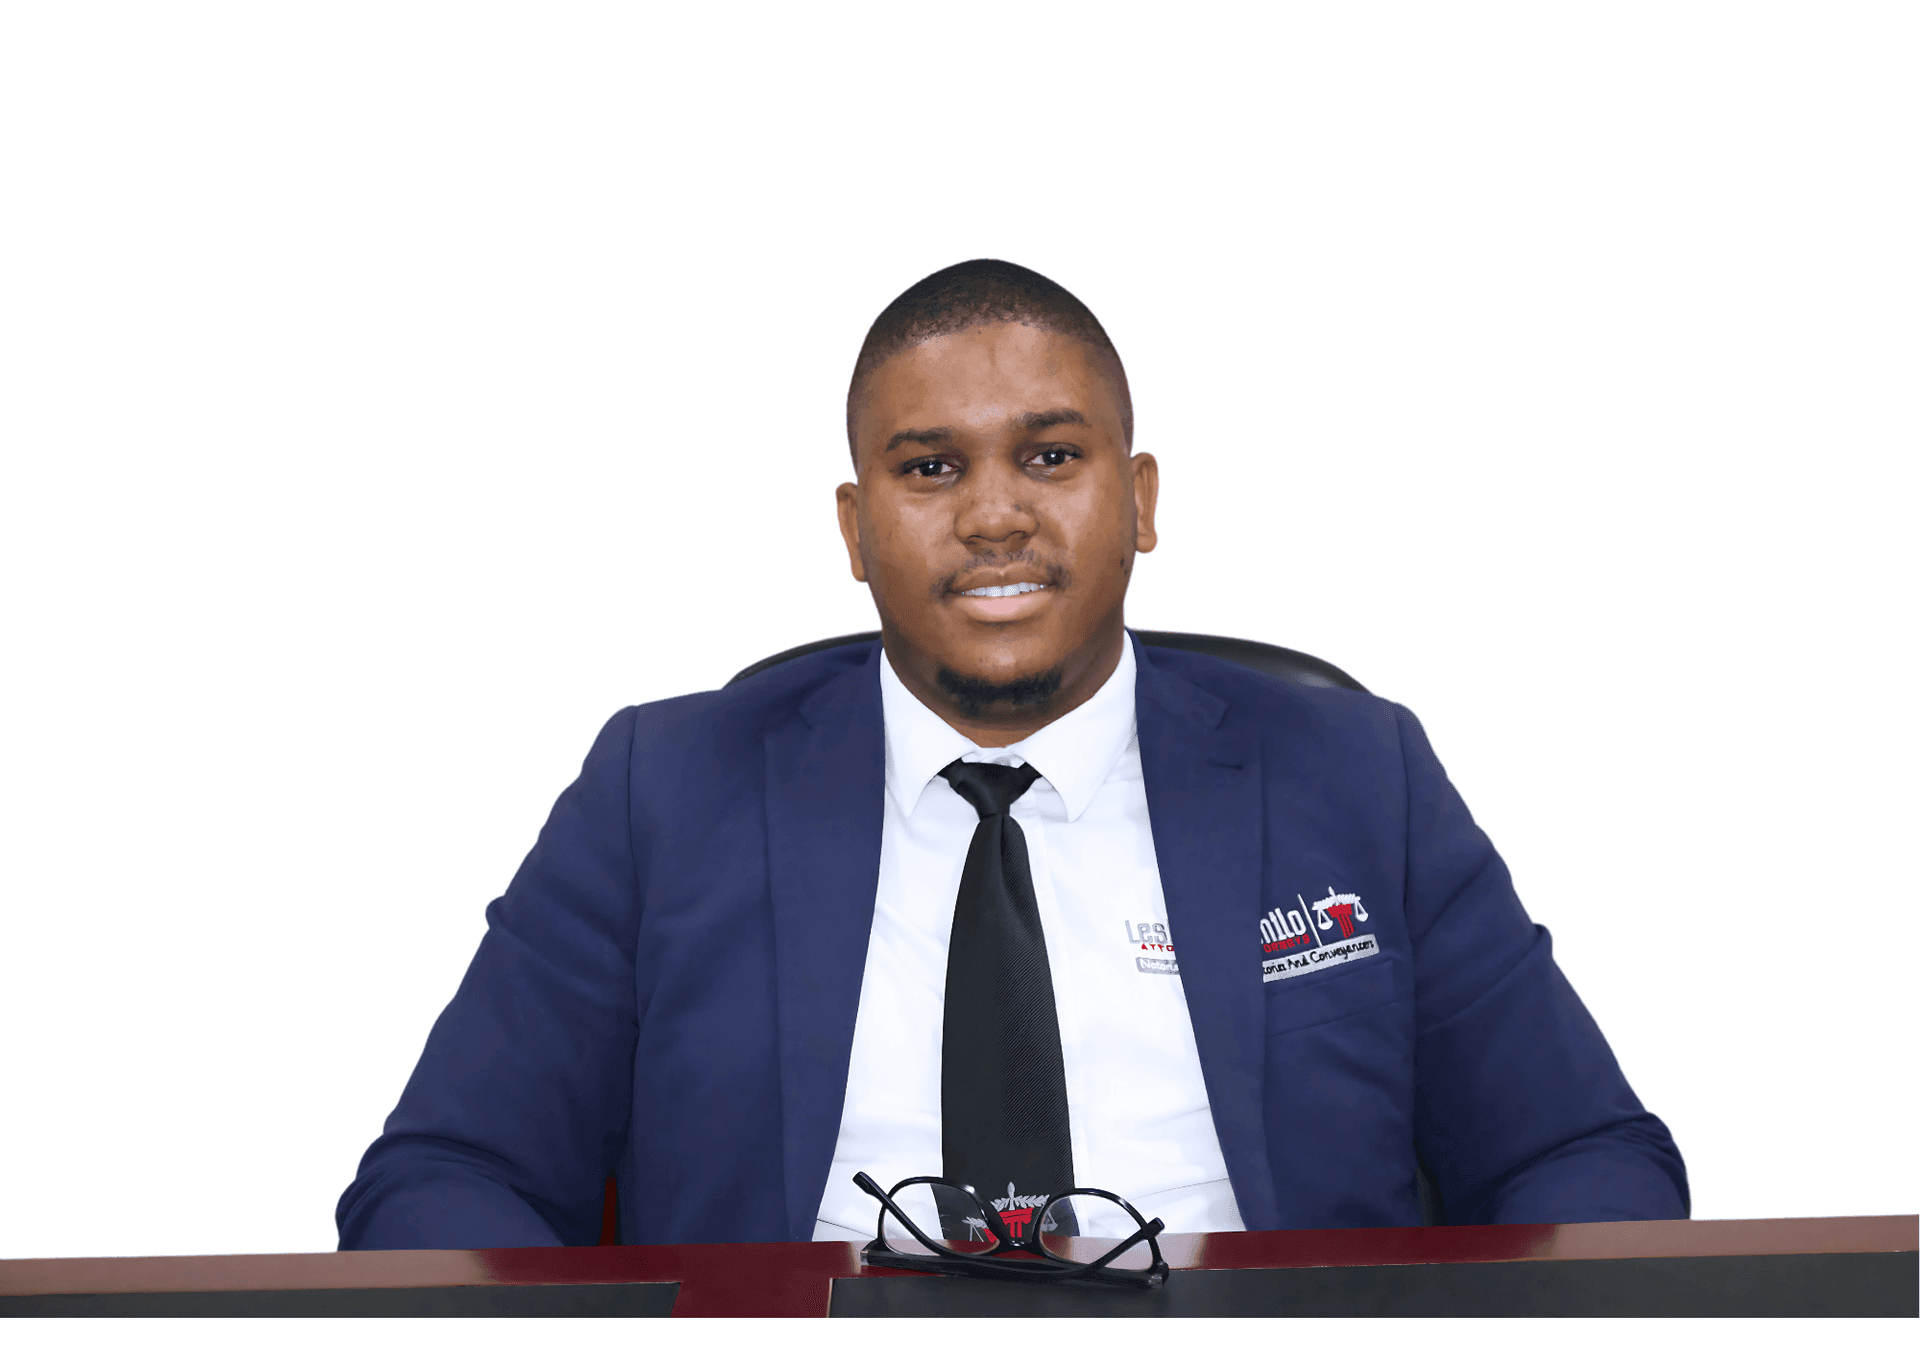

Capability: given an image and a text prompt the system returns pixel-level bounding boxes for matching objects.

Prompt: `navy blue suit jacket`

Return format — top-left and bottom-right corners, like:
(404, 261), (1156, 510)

(337, 636), (1686, 1248)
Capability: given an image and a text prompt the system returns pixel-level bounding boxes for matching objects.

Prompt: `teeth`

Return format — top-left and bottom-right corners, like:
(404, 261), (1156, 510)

(962, 582), (1048, 598)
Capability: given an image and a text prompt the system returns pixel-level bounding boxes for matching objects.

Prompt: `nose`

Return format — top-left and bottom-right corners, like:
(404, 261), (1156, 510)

(952, 454), (1038, 547)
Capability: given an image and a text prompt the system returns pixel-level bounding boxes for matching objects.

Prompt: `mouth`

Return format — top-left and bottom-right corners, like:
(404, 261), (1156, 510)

(958, 581), (1051, 599)
(947, 574), (1058, 622)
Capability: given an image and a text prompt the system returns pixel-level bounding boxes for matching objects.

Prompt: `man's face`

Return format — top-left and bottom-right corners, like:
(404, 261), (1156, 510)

(837, 322), (1157, 730)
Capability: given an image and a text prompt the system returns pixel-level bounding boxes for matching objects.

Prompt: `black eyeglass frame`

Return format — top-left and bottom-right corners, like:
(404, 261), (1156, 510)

(853, 1171), (1170, 1289)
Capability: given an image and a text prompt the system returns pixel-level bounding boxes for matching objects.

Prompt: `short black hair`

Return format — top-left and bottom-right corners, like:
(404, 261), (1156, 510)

(846, 259), (1133, 455)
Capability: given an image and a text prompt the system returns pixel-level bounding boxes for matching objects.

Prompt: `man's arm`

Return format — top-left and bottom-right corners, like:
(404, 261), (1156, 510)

(336, 707), (642, 1249)
(1397, 705), (1689, 1224)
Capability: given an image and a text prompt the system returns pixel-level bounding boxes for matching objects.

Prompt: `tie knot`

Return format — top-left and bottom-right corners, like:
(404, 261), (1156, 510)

(939, 759), (1042, 820)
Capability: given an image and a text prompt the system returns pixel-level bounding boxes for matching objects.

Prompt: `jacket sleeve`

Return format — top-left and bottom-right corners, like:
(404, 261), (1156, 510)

(1397, 704), (1689, 1224)
(335, 707), (642, 1249)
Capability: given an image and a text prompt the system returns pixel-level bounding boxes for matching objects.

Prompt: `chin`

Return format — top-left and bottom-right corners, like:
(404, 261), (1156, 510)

(935, 662), (1065, 720)
(945, 645), (1063, 686)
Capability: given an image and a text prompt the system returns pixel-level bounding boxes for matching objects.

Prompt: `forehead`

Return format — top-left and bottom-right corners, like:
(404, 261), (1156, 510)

(853, 323), (1124, 453)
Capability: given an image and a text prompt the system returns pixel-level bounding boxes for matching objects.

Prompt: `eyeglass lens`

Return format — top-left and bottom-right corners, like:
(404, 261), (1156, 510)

(880, 1182), (1000, 1256)
(1036, 1193), (1155, 1270)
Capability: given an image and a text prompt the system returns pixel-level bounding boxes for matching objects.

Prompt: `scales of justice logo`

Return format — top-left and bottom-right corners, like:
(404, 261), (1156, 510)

(1260, 888), (1379, 982)
(961, 1184), (1052, 1242)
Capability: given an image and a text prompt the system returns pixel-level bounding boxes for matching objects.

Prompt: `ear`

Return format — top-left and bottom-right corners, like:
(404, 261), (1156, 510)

(1130, 452), (1160, 553)
(835, 480), (868, 582)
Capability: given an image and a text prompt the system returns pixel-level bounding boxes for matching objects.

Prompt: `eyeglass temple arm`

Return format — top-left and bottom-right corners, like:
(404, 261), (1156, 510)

(851, 1171), (985, 1256)
(1076, 1215), (1166, 1273)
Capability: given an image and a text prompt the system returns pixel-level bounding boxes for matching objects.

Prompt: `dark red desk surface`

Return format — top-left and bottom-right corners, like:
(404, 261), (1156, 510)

(3, 1216), (1912, 1317)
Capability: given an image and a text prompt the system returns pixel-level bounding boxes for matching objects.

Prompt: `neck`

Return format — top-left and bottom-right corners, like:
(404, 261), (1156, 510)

(885, 624), (1128, 748)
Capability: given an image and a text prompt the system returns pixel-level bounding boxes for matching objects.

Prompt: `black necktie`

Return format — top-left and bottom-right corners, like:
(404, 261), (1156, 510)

(938, 759), (1075, 1221)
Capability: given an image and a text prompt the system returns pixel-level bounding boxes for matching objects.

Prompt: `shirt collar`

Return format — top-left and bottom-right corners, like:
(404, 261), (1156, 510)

(880, 638), (1138, 822)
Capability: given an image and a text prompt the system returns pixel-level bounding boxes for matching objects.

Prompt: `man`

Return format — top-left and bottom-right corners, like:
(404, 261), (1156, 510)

(337, 260), (1686, 1250)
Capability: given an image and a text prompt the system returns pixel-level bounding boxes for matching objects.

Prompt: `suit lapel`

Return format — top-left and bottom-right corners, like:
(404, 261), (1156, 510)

(763, 645), (886, 1240)
(1133, 637), (1278, 1229)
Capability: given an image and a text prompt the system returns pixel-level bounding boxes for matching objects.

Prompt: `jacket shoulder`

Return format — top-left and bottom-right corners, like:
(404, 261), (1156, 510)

(621, 637), (877, 752)
(1137, 641), (1403, 736)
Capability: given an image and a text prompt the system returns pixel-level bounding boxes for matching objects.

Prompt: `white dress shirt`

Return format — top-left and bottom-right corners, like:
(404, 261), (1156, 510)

(813, 641), (1246, 1241)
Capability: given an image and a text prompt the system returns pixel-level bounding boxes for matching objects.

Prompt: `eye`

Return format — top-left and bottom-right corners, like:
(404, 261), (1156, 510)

(905, 457), (959, 478)
(1030, 446), (1080, 469)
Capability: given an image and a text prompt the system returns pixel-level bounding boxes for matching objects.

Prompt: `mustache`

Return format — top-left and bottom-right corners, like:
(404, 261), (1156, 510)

(931, 549), (1072, 598)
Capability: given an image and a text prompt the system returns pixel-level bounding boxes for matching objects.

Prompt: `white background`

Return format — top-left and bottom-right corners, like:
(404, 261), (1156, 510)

(2, 2), (1913, 1264)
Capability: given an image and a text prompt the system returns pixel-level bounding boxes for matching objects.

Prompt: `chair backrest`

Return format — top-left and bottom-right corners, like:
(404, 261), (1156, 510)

(728, 630), (1367, 693)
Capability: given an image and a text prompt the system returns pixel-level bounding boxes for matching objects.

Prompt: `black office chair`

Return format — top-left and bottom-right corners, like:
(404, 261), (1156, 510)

(729, 630), (1368, 693)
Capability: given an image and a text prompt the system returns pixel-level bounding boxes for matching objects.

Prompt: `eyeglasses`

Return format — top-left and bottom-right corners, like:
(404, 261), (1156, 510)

(853, 1171), (1169, 1289)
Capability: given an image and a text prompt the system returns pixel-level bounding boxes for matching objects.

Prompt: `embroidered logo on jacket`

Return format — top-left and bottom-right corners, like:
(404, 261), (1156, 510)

(1261, 889), (1378, 982)
(967, 1184), (1052, 1241)
(956, 1183), (1053, 1242)
(994, 1184), (1052, 1239)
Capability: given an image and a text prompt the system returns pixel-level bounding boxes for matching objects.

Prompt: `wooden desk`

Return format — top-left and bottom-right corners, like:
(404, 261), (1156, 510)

(2, 1215), (1913, 1316)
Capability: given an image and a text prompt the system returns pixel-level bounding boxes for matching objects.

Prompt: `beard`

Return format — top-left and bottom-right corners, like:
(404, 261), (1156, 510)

(935, 664), (1065, 721)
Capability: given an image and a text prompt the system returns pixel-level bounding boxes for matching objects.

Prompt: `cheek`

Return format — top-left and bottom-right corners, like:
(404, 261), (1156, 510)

(862, 500), (945, 580)
(1056, 500), (1134, 579)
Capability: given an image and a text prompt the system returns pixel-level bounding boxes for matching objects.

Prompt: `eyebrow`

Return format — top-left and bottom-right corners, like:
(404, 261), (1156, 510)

(1017, 407), (1091, 433)
(882, 408), (1092, 455)
(884, 425), (955, 454)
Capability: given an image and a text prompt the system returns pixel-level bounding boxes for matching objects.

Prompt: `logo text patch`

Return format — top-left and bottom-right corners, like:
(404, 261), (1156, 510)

(1261, 889), (1377, 982)
(1126, 919), (1179, 976)
(1263, 933), (1378, 982)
